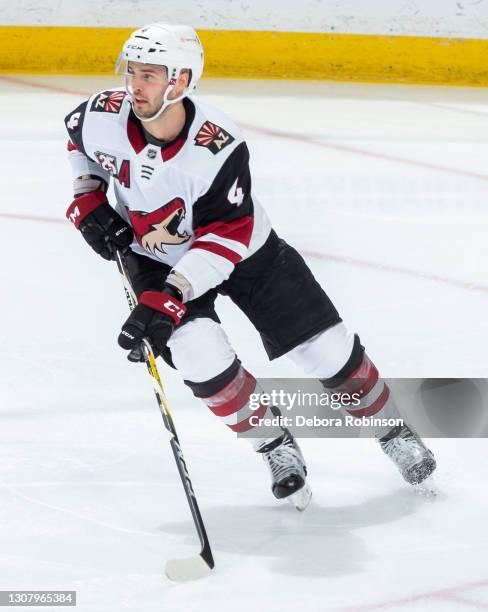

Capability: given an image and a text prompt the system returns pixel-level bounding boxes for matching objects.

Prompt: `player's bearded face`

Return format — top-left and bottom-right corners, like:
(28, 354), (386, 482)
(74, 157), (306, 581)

(126, 62), (170, 118)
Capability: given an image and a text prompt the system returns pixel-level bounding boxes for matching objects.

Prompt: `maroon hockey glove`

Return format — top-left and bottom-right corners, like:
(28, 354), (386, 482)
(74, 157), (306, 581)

(66, 190), (133, 261)
(118, 289), (187, 362)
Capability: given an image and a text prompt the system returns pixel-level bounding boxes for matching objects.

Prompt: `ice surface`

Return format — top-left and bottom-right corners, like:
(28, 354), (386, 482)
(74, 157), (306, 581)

(0, 75), (487, 611)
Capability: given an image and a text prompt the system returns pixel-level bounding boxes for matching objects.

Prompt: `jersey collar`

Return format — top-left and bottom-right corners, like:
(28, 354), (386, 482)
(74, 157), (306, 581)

(127, 98), (195, 162)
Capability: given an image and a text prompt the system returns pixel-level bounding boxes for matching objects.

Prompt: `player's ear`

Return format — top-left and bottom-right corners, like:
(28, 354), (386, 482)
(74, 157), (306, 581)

(176, 69), (190, 91)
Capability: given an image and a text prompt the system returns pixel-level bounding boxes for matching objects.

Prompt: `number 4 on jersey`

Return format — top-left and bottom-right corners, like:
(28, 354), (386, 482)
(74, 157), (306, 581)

(227, 178), (244, 206)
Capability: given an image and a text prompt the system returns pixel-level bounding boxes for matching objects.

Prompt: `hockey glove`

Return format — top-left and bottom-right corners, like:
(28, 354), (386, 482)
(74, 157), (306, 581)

(66, 190), (133, 261)
(118, 289), (187, 362)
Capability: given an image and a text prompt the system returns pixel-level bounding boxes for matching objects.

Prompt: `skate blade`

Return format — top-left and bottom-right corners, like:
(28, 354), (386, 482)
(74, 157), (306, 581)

(287, 482), (312, 512)
(413, 475), (438, 499)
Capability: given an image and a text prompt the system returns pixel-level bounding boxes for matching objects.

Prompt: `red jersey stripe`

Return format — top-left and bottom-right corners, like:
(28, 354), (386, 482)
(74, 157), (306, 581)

(67, 139), (80, 152)
(194, 215), (254, 247)
(190, 240), (243, 265)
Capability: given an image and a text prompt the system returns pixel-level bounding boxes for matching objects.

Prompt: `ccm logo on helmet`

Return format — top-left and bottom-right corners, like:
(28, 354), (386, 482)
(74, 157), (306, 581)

(164, 300), (185, 319)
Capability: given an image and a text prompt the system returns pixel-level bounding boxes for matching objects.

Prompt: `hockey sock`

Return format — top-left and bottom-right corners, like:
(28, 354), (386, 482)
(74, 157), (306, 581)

(321, 335), (402, 438)
(185, 359), (284, 448)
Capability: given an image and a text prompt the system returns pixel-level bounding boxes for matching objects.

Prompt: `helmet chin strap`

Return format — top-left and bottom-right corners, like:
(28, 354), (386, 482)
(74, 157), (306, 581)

(131, 84), (188, 124)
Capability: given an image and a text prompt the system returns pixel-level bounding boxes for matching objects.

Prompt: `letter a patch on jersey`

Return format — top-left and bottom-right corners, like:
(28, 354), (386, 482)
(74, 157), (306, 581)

(194, 121), (235, 155)
(90, 90), (126, 114)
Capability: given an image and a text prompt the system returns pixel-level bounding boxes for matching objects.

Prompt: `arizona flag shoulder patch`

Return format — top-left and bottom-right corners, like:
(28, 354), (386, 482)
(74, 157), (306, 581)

(194, 121), (235, 155)
(90, 90), (126, 114)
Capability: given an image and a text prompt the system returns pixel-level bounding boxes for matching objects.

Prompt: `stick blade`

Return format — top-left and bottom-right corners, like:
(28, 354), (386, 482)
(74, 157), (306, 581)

(165, 555), (214, 582)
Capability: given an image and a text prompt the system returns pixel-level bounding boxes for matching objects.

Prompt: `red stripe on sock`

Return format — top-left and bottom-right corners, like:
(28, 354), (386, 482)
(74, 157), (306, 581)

(347, 384), (390, 417)
(332, 354), (379, 400)
(206, 371), (257, 417)
(229, 402), (268, 433)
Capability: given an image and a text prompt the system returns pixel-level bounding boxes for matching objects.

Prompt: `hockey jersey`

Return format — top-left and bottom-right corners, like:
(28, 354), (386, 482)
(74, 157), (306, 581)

(64, 88), (271, 299)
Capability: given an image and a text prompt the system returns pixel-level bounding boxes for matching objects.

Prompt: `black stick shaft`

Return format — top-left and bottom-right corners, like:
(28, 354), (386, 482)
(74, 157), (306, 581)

(115, 251), (214, 570)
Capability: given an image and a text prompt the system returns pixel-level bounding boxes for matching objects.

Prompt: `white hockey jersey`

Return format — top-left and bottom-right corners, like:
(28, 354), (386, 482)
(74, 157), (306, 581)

(65, 89), (271, 299)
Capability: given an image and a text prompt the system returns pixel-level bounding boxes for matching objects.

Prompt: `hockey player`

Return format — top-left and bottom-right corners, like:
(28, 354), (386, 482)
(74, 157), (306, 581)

(64, 23), (436, 510)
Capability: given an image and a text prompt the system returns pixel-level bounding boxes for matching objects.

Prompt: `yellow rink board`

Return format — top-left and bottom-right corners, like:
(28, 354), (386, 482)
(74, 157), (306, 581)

(2, 25), (488, 86)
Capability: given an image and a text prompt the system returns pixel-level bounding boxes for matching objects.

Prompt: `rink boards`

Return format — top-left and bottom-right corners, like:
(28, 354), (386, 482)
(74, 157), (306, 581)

(3, 26), (488, 86)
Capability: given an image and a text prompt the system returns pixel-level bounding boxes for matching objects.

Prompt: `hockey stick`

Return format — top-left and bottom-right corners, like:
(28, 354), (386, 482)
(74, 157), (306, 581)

(115, 250), (214, 581)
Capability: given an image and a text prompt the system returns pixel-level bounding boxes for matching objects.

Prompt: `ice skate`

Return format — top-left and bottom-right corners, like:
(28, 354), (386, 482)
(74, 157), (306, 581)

(257, 430), (312, 511)
(378, 424), (436, 485)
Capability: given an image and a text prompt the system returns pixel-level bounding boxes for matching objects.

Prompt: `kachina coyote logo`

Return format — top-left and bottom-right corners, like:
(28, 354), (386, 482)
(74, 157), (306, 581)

(128, 198), (190, 255)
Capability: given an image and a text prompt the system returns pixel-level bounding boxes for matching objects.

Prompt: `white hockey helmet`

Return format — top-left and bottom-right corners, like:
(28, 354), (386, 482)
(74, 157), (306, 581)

(115, 23), (204, 122)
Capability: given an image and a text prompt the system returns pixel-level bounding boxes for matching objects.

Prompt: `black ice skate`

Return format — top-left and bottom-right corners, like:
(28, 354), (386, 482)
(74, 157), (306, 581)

(378, 424), (436, 485)
(257, 430), (312, 511)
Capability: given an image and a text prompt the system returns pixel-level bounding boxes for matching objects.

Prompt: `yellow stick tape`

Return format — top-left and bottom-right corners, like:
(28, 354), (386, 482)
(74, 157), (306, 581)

(2, 26), (488, 86)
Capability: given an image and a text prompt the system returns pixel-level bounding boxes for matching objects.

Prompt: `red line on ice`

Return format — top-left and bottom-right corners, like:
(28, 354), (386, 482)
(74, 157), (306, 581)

(2, 212), (487, 295)
(338, 578), (488, 611)
(301, 248), (488, 294)
(239, 121), (488, 183)
(0, 212), (66, 225)
(4, 75), (488, 183)
(3, 78), (487, 295)
(0, 74), (88, 97)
